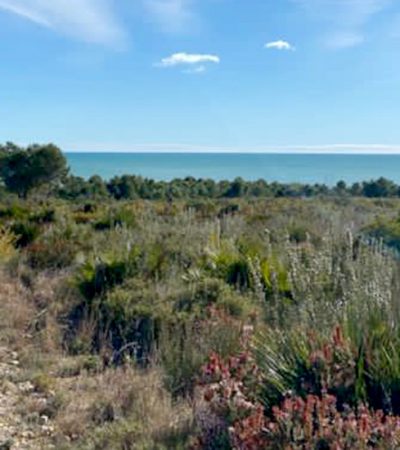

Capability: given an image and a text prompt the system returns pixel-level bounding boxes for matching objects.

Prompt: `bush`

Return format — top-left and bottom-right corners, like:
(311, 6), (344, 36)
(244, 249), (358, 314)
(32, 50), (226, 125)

(24, 222), (86, 270)
(231, 395), (400, 450)
(0, 226), (16, 263)
(195, 347), (400, 450)
(11, 220), (40, 248)
(93, 207), (136, 231)
(253, 324), (400, 416)
(77, 249), (140, 301)
(363, 216), (400, 252)
(0, 203), (29, 220)
(160, 308), (245, 396)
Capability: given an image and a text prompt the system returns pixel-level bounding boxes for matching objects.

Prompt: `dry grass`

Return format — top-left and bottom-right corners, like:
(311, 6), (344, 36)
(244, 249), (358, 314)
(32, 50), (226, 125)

(0, 268), (193, 449)
(55, 365), (193, 448)
(0, 269), (35, 348)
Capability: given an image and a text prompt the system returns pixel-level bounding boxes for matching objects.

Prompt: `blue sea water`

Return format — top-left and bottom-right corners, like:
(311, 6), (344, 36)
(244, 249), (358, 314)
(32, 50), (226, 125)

(65, 153), (400, 186)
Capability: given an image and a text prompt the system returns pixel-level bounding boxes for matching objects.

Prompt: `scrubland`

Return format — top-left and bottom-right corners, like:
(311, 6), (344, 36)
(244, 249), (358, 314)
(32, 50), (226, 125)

(2, 195), (400, 449)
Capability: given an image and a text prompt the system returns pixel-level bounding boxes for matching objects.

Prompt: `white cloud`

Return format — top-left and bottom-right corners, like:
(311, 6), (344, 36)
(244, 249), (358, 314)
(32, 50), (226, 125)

(265, 40), (295, 51)
(159, 52), (220, 67)
(0, 0), (125, 47)
(142, 0), (194, 32)
(64, 142), (400, 154)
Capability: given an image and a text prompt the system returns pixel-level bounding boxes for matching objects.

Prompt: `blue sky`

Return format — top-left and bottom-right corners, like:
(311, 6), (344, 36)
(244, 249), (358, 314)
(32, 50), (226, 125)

(1, 0), (400, 152)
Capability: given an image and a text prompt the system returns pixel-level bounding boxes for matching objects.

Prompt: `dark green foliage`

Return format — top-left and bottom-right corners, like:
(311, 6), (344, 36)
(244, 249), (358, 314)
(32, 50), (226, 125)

(107, 175), (143, 200)
(173, 278), (254, 318)
(93, 207), (136, 231)
(11, 221), (40, 248)
(0, 143), (68, 198)
(3, 142), (400, 202)
(77, 252), (140, 301)
(362, 177), (399, 198)
(99, 175), (400, 201)
(29, 208), (56, 225)
(363, 216), (400, 251)
(0, 203), (29, 220)
(58, 175), (91, 200)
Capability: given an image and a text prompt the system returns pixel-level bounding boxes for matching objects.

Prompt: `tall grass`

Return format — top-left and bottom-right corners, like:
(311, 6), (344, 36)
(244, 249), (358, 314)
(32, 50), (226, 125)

(252, 231), (400, 413)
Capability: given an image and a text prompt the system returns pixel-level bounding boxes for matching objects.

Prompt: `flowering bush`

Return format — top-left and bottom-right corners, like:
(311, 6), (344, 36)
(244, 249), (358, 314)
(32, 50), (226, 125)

(231, 394), (400, 450)
(194, 340), (400, 449)
(193, 349), (261, 449)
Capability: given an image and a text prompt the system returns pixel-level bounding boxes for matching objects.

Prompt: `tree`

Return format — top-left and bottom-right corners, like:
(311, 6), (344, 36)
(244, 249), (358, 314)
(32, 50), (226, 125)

(87, 175), (109, 198)
(107, 175), (142, 200)
(350, 182), (362, 196)
(335, 180), (347, 193)
(362, 177), (398, 198)
(0, 143), (68, 198)
(225, 177), (246, 198)
(0, 142), (20, 157)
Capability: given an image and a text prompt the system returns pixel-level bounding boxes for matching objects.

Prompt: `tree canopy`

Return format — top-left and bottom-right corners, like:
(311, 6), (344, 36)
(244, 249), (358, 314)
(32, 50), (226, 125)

(0, 143), (68, 198)
(2, 142), (400, 201)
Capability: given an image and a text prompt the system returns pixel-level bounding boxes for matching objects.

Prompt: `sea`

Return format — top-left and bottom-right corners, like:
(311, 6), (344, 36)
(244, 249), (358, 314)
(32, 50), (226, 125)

(65, 153), (400, 186)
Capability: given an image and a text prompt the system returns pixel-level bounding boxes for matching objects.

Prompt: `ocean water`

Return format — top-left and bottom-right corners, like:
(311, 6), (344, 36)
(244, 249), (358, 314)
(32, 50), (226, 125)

(65, 153), (400, 186)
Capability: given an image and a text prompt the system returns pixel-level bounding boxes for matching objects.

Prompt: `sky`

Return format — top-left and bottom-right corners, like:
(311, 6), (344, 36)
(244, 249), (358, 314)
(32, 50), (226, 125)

(1, 0), (400, 153)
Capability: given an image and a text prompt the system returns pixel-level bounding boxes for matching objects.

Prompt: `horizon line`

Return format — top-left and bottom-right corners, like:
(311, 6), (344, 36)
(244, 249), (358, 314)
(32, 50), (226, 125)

(61, 143), (400, 155)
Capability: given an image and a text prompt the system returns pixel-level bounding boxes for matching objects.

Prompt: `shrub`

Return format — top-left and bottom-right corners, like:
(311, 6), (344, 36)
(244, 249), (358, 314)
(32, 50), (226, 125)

(11, 220), (40, 247)
(205, 245), (252, 290)
(70, 249), (143, 354)
(77, 249), (140, 301)
(24, 222), (86, 270)
(26, 239), (77, 270)
(194, 348), (261, 449)
(0, 203), (29, 220)
(0, 226), (16, 263)
(363, 216), (400, 252)
(195, 348), (400, 450)
(29, 208), (56, 225)
(173, 278), (256, 318)
(253, 324), (400, 415)
(93, 207), (136, 231)
(160, 308), (245, 396)
(231, 395), (400, 450)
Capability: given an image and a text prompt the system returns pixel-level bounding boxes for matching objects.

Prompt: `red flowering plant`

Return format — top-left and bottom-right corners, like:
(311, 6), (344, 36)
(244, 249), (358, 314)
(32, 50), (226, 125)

(193, 325), (400, 449)
(192, 326), (262, 449)
(230, 394), (400, 449)
(306, 326), (358, 407)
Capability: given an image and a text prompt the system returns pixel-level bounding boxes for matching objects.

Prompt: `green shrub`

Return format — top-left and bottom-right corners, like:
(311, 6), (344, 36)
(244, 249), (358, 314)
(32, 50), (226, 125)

(24, 222), (86, 269)
(173, 278), (257, 319)
(70, 250), (143, 354)
(77, 249), (140, 301)
(363, 216), (400, 251)
(0, 203), (29, 220)
(29, 208), (56, 224)
(93, 207), (136, 231)
(205, 245), (252, 290)
(11, 220), (40, 247)
(0, 226), (16, 263)
(253, 322), (400, 415)
(159, 310), (243, 396)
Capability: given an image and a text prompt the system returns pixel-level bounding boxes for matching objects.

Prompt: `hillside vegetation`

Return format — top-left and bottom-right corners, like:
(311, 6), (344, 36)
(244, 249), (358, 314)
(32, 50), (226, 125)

(2, 144), (400, 449)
